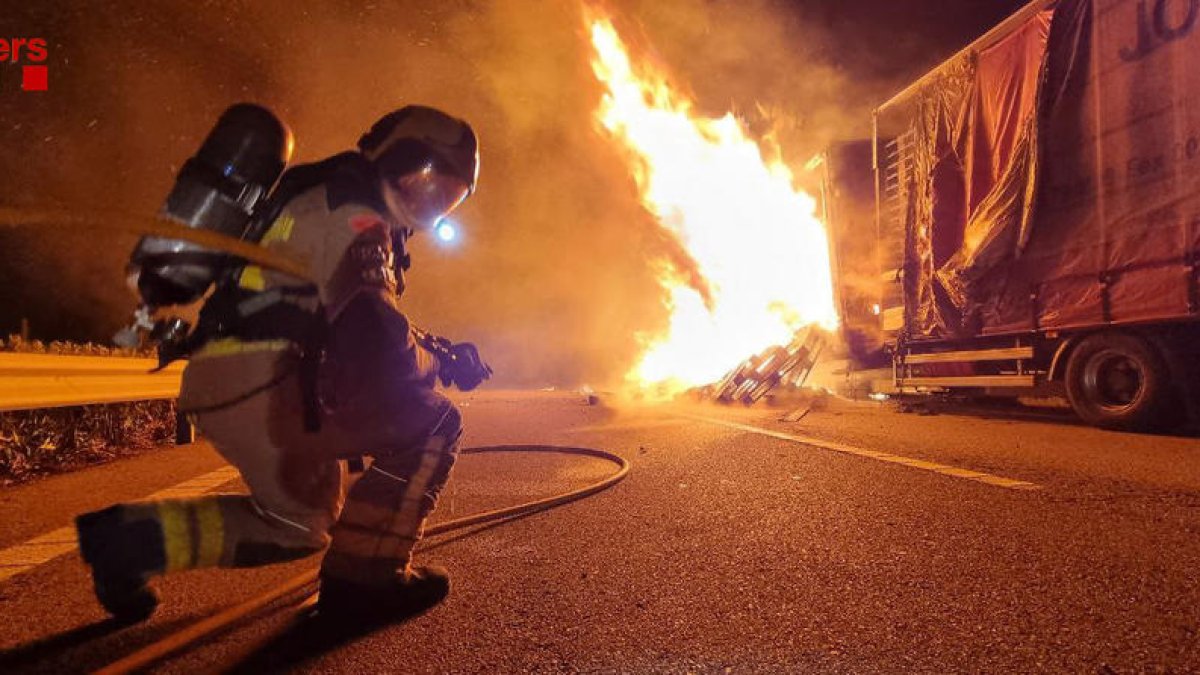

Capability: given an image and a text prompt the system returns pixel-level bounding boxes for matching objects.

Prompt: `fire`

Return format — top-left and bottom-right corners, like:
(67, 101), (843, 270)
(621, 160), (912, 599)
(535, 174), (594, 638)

(586, 11), (838, 394)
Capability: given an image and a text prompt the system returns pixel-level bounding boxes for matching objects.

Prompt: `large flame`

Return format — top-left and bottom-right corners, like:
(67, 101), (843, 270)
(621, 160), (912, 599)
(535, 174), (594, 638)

(586, 11), (838, 394)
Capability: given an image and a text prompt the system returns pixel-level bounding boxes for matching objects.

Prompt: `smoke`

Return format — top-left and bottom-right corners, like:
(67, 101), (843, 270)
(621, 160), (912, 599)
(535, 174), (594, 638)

(0, 0), (1023, 387)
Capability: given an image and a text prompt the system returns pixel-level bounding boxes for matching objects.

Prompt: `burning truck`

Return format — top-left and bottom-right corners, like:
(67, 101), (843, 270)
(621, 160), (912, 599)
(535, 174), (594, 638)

(823, 0), (1200, 430)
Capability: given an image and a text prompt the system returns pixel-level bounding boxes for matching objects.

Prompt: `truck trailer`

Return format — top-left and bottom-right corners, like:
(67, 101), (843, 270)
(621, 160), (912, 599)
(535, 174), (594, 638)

(826, 0), (1200, 429)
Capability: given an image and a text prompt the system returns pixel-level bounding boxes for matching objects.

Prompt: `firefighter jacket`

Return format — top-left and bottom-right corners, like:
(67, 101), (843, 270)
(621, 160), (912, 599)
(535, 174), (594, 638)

(179, 153), (438, 415)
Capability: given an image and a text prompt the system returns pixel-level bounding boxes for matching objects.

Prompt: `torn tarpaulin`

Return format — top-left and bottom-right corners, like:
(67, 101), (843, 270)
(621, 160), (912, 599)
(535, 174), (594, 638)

(883, 0), (1200, 339)
(889, 6), (1051, 340)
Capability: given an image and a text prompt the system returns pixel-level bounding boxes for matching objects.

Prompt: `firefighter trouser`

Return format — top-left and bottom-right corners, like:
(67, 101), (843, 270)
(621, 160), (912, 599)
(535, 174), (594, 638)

(118, 363), (461, 586)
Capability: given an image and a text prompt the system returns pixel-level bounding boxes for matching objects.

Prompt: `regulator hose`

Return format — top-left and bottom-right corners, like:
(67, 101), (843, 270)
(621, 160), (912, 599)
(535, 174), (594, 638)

(94, 444), (631, 675)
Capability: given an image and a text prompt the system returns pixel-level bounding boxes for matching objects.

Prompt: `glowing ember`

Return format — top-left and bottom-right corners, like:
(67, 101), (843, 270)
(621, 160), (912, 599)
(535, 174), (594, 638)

(586, 11), (838, 394)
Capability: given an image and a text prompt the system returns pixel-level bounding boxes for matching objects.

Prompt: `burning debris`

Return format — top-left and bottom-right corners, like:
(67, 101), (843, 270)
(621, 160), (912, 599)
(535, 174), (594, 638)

(711, 326), (825, 405)
(586, 11), (839, 397)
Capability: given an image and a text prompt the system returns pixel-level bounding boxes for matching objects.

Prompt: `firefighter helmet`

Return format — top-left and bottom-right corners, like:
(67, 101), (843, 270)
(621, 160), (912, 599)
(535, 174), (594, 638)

(358, 105), (479, 194)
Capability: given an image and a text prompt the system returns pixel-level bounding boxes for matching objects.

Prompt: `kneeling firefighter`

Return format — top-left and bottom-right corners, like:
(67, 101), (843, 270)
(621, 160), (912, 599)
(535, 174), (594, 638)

(76, 104), (491, 622)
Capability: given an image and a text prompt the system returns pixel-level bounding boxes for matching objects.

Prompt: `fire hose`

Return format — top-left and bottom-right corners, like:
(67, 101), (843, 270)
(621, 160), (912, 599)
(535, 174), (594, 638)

(0, 207), (313, 279)
(0, 209), (633, 671)
(95, 445), (631, 675)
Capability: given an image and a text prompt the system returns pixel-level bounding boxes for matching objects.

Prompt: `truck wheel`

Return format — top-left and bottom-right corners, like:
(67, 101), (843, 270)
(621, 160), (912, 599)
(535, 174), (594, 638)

(1065, 333), (1171, 431)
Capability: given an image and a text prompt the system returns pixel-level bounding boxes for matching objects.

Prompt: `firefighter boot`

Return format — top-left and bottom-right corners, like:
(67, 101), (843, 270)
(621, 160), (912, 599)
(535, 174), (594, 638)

(316, 564), (450, 622)
(75, 505), (166, 622)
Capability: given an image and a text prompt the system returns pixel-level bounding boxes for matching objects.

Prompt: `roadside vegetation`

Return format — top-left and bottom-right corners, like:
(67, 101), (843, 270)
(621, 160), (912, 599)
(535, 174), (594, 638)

(0, 336), (176, 485)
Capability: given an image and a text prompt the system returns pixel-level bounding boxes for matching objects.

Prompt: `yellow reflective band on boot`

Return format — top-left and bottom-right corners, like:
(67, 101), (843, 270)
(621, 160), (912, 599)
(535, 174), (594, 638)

(194, 500), (225, 568)
(157, 501), (193, 572)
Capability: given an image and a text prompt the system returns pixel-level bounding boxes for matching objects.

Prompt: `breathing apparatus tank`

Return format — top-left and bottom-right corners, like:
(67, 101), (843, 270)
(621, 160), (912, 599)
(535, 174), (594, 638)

(116, 104), (293, 349)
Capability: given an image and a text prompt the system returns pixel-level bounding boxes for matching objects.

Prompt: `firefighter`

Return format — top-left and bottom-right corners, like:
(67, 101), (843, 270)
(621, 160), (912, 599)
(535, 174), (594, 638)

(75, 105), (490, 623)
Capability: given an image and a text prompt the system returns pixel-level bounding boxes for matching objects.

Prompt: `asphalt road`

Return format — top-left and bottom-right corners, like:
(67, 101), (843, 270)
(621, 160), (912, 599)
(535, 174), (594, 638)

(0, 390), (1198, 673)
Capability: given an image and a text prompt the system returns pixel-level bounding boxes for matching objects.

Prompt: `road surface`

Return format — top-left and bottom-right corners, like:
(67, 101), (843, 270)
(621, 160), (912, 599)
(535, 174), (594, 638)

(0, 391), (1197, 673)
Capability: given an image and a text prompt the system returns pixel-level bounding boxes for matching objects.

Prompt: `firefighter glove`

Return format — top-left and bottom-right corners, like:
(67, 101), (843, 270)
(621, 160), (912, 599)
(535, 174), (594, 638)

(438, 342), (492, 391)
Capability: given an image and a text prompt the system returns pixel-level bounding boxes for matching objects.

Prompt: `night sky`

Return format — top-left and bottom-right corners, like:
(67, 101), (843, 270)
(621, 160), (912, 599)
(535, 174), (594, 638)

(0, 0), (1027, 386)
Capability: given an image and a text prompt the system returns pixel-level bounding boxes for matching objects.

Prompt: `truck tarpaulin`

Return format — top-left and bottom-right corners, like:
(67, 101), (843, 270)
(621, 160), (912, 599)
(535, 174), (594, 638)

(892, 0), (1200, 339)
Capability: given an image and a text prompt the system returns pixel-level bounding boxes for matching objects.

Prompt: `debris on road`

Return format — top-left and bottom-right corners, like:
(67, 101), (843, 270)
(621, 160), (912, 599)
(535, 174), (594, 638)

(709, 327), (825, 406)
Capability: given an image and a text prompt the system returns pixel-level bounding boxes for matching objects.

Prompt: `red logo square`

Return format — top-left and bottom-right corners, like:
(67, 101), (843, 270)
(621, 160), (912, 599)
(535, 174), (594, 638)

(22, 65), (48, 91)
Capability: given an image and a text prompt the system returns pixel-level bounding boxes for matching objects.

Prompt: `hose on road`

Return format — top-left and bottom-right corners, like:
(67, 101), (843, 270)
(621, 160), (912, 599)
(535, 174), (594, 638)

(93, 445), (630, 675)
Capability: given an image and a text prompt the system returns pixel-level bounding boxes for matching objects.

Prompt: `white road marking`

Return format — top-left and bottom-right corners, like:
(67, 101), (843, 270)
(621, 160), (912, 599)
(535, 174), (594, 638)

(684, 415), (1042, 491)
(0, 465), (241, 584)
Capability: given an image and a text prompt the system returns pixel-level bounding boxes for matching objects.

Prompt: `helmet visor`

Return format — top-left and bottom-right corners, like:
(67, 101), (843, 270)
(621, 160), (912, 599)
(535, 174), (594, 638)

(387, 162), (471, 227)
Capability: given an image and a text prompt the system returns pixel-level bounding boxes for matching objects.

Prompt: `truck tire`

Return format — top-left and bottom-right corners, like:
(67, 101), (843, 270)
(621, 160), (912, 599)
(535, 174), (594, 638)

(1064, 332), (1171, 431)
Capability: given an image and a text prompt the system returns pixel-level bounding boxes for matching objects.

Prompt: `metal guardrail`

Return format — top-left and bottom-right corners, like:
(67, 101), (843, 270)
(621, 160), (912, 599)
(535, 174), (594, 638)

(0, 353), (184, 412)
